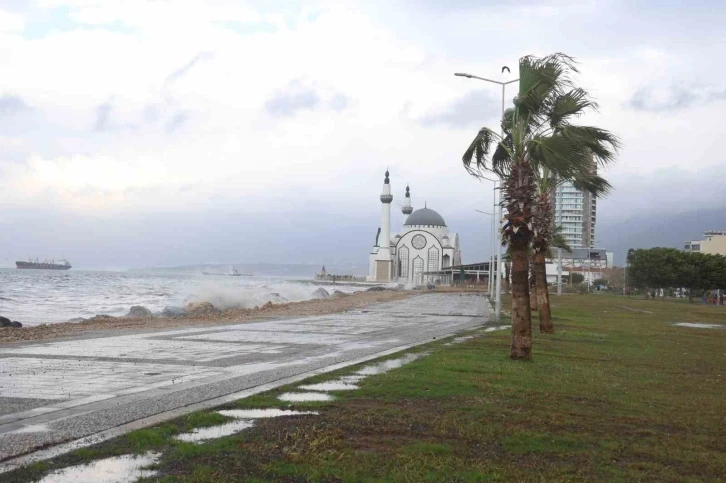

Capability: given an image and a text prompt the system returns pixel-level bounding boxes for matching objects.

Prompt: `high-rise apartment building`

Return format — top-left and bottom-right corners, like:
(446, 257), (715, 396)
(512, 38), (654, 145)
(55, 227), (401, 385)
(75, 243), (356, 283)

(553, 180), (596, 249)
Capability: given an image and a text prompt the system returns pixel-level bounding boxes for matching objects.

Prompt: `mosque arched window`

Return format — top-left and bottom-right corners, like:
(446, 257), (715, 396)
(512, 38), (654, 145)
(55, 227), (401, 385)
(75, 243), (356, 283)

(412, 256), (424, 285)
(442, 254), (451, 268)
(427, 246), (439, 272)
(398, 246), (409, 278)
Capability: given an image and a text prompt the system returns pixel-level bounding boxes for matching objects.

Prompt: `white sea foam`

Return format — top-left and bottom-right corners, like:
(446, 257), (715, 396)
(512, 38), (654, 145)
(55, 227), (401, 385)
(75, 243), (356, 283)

(0, 269), (364, 326)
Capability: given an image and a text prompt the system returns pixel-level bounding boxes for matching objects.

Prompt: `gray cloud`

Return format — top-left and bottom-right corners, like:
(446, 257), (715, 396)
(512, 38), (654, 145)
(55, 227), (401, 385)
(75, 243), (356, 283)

(94, 99), (113, 131)
(0, 94), (29, 115)
(165, 110), (191, 132)
(627, 84), (726, 112)
(265, 84), (320, 117)
(166, 52), (214, 85)
(419, 90), (498, 128)
(264, 81), (350, 118)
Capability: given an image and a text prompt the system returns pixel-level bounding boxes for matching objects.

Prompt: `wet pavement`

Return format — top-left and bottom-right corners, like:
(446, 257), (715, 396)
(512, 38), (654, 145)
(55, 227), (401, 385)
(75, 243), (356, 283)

(0, 293), (487, 462)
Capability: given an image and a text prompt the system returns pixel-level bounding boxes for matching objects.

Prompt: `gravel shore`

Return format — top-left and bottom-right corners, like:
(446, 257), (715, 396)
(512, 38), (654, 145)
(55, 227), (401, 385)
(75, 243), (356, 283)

(0, 290), (413, 345)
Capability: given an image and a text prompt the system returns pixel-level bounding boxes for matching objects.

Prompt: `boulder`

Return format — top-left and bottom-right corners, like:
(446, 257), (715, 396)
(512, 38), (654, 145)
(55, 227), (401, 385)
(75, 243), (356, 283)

(366, 286), (387, 291)
(331, 290), (349, 298)
(185, 301), (220, 315)
(86, 314), (116, 323)
(161, 306), (186, 317)
(268, 293), (289, 303)
(126, 306), (153, 318)
(11, 321), (22, 328)
(312, 288), (330, 299)
(0, 316), (12, 327)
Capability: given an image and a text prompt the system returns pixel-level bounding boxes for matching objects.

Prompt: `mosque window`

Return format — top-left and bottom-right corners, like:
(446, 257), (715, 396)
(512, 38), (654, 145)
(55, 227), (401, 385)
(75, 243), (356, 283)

(427, 246), (439, 272)
(442, 254), (451, 268)
(399, 246), (409, 278)
(412, 256), (424, 285)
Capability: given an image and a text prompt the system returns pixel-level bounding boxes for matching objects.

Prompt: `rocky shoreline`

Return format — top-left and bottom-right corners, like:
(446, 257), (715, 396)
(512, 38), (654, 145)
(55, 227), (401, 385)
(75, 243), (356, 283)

(0, 288), (412, 344)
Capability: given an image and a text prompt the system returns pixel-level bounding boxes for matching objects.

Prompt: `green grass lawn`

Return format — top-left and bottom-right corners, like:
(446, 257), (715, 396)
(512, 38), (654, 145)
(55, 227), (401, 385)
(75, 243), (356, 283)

(3, 294), (725, 482)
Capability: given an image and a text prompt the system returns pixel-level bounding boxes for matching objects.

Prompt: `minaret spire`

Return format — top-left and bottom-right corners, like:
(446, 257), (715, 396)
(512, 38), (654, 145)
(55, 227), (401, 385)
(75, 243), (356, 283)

(375, 169), (393, 281)
(402, 184), (413, 223)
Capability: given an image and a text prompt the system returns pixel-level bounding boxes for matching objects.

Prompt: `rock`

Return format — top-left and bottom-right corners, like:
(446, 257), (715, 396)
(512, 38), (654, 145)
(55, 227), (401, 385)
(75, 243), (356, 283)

(67, 317), (87, 323)
(312, 288), (330, 299)
(268, 293), (289, 303)
(367, 286), (387, 291)
(88, 314), (116, 322)
(331, 290), (349, 298)
(185, 301), (220, 315)
(11, 321), (22, 328)
(126, 306), (153, 318)
(0, 316), (12, 327)
(161, 306), (186, 317)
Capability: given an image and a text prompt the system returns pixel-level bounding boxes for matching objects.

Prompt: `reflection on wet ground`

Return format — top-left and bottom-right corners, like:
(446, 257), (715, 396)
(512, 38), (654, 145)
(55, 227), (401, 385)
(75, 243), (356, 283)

(673, 322), (723, 329)
(278, 392), (334, 402)
(218, 409), (317, 419)
(298, 382), (359, 391)
(175, 420), (255, 443)
(37, 452), (161, 483)
(355, 353), (425, 376)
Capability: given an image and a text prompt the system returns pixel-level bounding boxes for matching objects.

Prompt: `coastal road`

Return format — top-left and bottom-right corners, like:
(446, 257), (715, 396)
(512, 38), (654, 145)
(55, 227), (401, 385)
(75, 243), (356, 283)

(0, 292), (488, 466)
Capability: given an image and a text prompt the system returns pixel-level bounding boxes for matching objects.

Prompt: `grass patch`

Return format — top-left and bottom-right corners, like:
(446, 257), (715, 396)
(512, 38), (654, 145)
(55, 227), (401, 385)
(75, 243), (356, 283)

(2, 294), (725, 482)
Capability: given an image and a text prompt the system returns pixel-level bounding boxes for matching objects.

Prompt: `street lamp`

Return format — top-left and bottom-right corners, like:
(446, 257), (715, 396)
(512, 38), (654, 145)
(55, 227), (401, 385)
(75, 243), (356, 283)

(475, 209), (494, 297)
(587, 240), (601, 292)
(455, 70), (519, 322)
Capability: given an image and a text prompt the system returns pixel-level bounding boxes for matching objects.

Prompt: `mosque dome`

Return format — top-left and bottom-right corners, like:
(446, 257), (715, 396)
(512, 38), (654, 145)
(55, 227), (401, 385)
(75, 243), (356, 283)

(404, 208), (446, 227)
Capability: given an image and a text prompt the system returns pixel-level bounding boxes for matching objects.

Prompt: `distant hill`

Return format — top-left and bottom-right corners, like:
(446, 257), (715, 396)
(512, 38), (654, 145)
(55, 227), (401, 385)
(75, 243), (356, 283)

(598, 208), (726, 265)
(131, 262), (369, 277)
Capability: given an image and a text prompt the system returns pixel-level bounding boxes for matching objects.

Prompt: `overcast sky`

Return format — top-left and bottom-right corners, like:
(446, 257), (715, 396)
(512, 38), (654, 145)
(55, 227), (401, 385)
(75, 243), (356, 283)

(1, 0), (725, 269)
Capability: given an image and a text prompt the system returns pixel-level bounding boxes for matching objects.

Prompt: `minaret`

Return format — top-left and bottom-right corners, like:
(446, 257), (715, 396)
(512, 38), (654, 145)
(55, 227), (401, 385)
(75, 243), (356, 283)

(375, 169), (393, 282)
(402, 185), (413, 224)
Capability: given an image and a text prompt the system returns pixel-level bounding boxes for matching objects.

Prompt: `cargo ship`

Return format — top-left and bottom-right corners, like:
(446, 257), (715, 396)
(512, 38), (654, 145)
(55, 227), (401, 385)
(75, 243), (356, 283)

(16, 258), (72, 270)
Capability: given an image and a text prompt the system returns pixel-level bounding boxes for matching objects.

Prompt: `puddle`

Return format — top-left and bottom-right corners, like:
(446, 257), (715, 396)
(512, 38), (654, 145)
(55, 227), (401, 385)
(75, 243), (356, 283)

(175, 420), (254, 443)
(355, 353), (425, 376)
(218, 409), (317, 419)
(278, 392), (334, 402)
(338, 375), (365, 384)
(484, 325), (510, 332)
(673, 322), (723, 329)
(298, 382), (359, 391)
(37, 452), (161, 483)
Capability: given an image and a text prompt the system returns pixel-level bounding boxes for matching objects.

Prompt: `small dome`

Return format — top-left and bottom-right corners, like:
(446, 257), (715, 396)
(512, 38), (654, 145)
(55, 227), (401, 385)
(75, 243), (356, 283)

(404, 208), (446, 227)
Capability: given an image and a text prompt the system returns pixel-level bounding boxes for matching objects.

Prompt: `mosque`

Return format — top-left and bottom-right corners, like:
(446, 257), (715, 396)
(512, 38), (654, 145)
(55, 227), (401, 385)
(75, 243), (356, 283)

(368, 170), (462, 284)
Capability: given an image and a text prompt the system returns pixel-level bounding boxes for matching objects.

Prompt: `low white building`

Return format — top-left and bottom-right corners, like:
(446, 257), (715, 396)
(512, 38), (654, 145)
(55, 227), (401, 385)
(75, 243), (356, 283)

(368, 170), (461, 284)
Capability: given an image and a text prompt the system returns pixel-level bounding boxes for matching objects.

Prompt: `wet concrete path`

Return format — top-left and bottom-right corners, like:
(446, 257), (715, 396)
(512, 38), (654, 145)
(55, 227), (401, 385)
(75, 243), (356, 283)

(0, 293), (487, 462)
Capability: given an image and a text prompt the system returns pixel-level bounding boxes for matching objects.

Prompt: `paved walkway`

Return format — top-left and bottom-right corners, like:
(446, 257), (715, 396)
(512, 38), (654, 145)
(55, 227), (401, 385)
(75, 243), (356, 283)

(0, 293), (488, 462)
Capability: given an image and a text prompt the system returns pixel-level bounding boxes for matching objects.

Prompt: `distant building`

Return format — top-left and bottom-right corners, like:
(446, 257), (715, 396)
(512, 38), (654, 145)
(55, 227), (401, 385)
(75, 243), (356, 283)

(684, 231), (726, 256)
(554, 180), (597, 249)
(368, 171), (462, 284)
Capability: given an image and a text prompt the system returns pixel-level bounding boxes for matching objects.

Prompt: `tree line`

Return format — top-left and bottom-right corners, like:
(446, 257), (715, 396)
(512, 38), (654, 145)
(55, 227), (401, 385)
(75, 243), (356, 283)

(461, 53), (620, 360)
(627, 247), (726, 301)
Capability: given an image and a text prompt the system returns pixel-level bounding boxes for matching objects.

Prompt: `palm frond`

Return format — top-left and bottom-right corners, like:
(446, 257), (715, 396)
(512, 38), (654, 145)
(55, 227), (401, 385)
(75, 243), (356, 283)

(462, 127), (498, 177)
(547, 88), (597, 129)
(572, 174), (612, 197)
(559, 125), (621, 166)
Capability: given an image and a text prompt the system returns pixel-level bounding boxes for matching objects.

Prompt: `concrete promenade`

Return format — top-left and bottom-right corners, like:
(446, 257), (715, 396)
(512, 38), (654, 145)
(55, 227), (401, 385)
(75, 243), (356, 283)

(0, 293), (488, 463)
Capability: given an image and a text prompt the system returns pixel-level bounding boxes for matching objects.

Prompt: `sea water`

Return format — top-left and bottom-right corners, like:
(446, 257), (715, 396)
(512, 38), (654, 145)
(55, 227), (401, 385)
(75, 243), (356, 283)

(0, 269), (363, 326)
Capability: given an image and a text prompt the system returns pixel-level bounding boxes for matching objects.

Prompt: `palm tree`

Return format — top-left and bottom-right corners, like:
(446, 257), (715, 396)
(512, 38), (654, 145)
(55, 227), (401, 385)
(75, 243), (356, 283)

(462, 54), (619, 360)
(533, 220), (573, 333)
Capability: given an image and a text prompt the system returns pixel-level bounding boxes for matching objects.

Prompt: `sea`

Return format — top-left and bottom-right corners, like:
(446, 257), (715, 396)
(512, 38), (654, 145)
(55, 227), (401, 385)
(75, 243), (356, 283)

(0, 269), (367, 326)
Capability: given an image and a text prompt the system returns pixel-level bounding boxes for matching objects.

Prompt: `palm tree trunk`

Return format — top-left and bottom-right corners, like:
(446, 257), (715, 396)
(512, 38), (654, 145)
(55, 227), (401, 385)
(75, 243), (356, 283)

(509, 238), (532, 360)
(534, 251), (554, 333)
(529, 264), (538, 311)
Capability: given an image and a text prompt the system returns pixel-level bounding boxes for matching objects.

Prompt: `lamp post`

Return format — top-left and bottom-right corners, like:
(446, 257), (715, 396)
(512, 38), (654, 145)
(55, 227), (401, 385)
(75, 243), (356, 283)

(455, 70), (518, 322)
(475, 209), (494, 296)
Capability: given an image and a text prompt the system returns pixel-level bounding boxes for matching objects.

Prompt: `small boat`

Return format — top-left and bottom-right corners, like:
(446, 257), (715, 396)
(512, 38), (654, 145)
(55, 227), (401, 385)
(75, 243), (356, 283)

(201, 266), (253, 277)
(16, 258), (72, 270)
